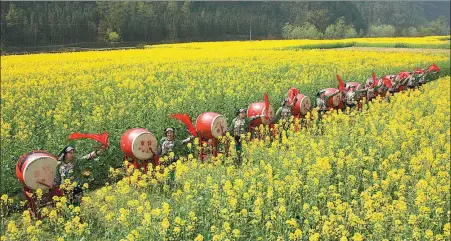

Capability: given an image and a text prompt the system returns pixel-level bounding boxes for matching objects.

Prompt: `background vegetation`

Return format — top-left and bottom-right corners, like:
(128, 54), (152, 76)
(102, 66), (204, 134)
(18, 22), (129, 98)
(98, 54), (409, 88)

(1, 1), (450, 50)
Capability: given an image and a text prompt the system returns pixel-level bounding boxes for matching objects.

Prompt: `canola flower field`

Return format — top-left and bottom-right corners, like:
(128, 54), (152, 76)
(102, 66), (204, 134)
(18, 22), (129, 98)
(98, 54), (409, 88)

(153, 36), (450, 50)
(1, 74), (450, 240)
(1, 37), (450, 197)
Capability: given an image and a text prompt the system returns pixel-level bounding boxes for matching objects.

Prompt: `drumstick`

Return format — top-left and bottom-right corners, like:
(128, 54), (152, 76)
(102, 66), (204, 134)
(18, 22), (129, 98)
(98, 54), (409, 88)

(37, 181), (51, 188)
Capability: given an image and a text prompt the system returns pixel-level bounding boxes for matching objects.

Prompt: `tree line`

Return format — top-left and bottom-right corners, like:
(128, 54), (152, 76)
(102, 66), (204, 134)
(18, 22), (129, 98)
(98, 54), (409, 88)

(1, 1), (449, 48)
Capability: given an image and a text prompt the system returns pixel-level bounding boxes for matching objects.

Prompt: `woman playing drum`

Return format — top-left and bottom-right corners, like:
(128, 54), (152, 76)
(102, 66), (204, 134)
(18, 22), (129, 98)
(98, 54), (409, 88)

(54, 146), (103, 205)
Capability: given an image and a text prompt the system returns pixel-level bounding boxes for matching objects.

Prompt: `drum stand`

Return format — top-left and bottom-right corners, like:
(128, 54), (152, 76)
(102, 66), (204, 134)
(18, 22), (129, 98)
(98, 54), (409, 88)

(22, 186), (63, 220)
(248, 125), (263, 141)
(123, 155), (160, 174)
(199, 138), (230, 161)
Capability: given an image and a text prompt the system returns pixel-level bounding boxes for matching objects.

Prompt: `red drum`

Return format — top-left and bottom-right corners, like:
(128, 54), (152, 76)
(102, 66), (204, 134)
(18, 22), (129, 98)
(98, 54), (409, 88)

(247, 102), (274, 126)
(120, 128), (158, 161)
(16, 151), (58, 190)
(321, 88), (341, 108)
(291, 94), (311, 116)
(398, 71), (411, 80)
(346, 82), (362, 91)
(196, 112), (227, 140)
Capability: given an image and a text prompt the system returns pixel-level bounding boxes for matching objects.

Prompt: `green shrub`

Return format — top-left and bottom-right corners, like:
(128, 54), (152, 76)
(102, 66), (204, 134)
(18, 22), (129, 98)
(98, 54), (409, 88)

(282, 23), (323, 39)
(108, 31), (121, 43)
(367, 24), (396, 37)
(324, 17), (357, 39)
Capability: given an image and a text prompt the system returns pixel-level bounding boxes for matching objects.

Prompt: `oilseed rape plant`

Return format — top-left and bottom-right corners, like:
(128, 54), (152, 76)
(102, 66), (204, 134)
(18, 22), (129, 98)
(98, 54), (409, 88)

(1, 38), (449, 195)
(1, 76), (449, 240)
(153, 36), (450, 50)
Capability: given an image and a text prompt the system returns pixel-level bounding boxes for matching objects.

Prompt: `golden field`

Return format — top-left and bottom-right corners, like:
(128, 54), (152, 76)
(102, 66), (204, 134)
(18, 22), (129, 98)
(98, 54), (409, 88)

(0, 37), (450, 240)
(1, 75), (449, 240)
(1, 38), (449, 194)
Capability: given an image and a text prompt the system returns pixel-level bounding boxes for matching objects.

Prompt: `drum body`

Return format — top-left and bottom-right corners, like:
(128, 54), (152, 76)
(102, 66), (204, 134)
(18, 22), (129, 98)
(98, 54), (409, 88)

(196, 112), (227, 140)
(120, 128), (158, 161)
(398, 71), (411, 81)
(247, 102), (274, 126)
(16, 151), (58, 190)
(321, 88), (341, 108)
(291, 94), (311, 116)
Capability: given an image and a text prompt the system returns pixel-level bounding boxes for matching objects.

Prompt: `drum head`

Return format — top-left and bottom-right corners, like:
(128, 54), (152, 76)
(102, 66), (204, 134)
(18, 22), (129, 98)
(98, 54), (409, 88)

(211, 115), (227, 139)
(132, 132), (158, 160)
(299, 96), (311, 115)
(260, 106), (274, 125)
(23, 155), (57, 190)
(332, 93), (341, 106)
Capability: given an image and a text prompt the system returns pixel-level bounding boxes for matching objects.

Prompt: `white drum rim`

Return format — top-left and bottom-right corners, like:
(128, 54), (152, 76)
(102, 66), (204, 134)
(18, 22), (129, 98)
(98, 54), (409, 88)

(23, 155), (57, 190)
(210, 114), (226, 139)
(131, 132), (157, 160)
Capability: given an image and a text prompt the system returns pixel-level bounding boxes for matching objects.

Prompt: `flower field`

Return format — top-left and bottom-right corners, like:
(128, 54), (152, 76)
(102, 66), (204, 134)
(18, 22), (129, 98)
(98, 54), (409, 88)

(1, 38), (450, 197)
(1, 73), (450, 240)
(152, 36), (450, 50)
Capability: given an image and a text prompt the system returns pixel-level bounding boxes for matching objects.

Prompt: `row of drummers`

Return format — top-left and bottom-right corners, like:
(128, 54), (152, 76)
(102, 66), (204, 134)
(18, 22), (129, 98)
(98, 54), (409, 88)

(113, 62), (444, 168)
(314, 63), (441, 112)
(15, 63), (441, 218)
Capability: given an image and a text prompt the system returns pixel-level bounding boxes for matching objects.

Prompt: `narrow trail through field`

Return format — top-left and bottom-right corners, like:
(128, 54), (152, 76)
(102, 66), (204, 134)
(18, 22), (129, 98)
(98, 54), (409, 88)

(339, 46), (450, 53)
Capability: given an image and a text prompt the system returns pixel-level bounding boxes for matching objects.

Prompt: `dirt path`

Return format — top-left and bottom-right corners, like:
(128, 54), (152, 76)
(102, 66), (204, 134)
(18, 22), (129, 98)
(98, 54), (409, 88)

(339, 46), (450, 53)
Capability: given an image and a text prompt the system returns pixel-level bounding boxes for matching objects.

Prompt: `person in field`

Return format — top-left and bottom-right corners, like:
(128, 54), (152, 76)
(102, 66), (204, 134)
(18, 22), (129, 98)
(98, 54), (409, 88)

(158, 127), (193, 183)
(228, 108), (263, 164)
(54, 146), (102, 205)
(386, 74), (399, 94)
(316, 90), (340, 117)
(406, 72), (419, 89)
(343, 86), (358, 110)
(273, 97), (298, 129)
(364, 78), (377, 101)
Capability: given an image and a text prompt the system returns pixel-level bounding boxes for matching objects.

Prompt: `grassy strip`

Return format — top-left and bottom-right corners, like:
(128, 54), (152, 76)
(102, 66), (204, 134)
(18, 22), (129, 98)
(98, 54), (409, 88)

(274, 41), (450, 51)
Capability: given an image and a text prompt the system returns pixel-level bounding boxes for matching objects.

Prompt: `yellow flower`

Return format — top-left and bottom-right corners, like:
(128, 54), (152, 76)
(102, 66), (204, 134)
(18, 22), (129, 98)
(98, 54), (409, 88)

(173, 226), (181, 234)
(49, 210), (58, 220)
(162, 202), (170, 216)
(35, 189), (43, 200)
(352, 233), (363, 241)
(223, 222), (231, 233)
(161, 218), (170, 230)
(194, 234), (204, 241)
(424, 229), (433, 240)
(1, 194), (8, 204)
(232, 229), (240, 238)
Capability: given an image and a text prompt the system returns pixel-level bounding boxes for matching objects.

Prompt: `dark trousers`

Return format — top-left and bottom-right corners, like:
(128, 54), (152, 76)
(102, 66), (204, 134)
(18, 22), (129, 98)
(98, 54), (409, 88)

(345, 102), (356, 111)
(234, 135), (243, 164)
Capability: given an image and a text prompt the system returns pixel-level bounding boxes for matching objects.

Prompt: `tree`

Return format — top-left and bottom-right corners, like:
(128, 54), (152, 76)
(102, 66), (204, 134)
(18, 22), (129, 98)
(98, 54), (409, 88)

(367, 24), (396, 37)
(324, 17), (357, 39)
(108, 30), (121, 42)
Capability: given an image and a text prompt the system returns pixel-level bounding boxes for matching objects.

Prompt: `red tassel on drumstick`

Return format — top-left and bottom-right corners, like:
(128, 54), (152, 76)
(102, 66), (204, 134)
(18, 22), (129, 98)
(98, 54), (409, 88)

(169, 113), (198, 137)
(264, 93), (270, 120)
(336, 74), (345, 92)
(68, 131), (108, 148)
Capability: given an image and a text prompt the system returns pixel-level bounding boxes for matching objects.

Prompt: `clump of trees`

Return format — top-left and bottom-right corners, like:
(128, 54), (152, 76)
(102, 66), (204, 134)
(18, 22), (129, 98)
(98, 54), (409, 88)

(283, 15), (449, 39)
